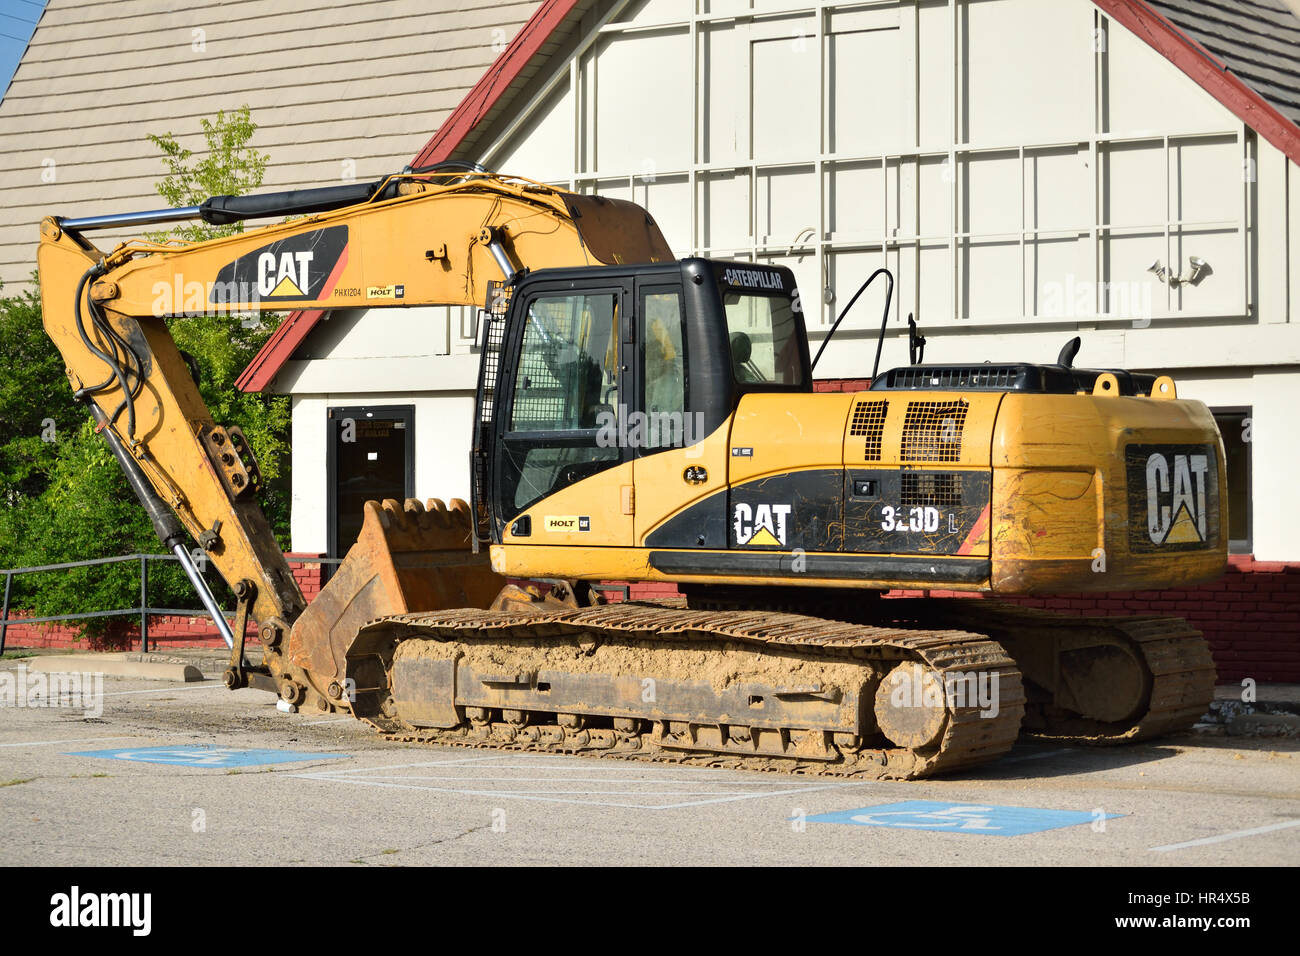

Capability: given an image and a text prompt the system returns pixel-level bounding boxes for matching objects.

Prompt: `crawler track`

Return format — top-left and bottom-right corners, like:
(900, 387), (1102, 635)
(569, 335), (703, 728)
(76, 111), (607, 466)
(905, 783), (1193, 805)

(893, 601), (1216, 744)
(354, 603), (1026, 780)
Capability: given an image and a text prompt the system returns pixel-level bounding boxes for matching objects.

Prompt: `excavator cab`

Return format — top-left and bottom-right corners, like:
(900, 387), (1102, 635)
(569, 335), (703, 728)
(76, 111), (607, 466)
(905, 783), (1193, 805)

(473, 258), (808, 547)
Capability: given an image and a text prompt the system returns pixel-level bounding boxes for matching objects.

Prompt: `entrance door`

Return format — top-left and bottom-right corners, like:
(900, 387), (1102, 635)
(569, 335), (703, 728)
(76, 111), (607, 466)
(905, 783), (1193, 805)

(327, 405), (415, 565)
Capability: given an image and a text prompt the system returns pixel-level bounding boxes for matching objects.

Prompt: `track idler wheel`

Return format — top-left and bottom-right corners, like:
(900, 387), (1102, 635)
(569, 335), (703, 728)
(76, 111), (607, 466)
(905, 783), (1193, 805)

(873, 662), (948, 750)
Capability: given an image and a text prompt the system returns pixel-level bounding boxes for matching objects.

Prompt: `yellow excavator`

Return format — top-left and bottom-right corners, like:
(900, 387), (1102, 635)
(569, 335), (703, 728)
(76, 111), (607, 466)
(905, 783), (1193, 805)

(36, 166), (1223, 778)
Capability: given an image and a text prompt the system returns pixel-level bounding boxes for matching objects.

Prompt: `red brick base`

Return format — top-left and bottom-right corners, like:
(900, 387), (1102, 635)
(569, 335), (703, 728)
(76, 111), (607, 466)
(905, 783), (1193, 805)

(3, 554), (328, 651)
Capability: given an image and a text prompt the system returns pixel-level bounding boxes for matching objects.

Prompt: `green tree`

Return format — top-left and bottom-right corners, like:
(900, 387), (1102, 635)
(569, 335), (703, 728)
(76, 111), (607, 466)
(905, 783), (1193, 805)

(148, 105), (268, 243)
(0, 107), (290, 643)
(148, 105), (290, 538)
(0, 278), (82, 505)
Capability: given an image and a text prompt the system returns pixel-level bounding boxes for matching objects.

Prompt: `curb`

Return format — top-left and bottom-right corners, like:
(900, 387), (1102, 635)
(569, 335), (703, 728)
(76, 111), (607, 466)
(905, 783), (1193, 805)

(27, 655), (205, 683)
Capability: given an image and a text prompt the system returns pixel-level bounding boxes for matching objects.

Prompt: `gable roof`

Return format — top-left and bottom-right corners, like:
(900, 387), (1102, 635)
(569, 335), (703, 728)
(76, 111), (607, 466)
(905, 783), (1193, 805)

(2, 0), (538, 292)
(1096, 0), (1300, 164)
(1145, 0), (1300, 127)
(238, 0), (1300, 393)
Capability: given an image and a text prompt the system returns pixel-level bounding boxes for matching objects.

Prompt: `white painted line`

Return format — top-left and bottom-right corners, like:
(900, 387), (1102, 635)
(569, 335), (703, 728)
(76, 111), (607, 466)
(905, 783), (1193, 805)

(0, 736), (138, 749)
(1151, 818), (1300, 852)
(295, 755), (516, 776)
(100, 684), (223, 697)
(327, 771), (855, 788)
(288, 772), (847, 810)
(300, 756), (876, 785)
(654, 783), (851, 811)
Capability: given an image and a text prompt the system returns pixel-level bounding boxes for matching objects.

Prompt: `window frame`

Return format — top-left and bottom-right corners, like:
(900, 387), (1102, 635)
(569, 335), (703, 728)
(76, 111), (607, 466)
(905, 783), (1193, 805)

(492, 281), (633, 524)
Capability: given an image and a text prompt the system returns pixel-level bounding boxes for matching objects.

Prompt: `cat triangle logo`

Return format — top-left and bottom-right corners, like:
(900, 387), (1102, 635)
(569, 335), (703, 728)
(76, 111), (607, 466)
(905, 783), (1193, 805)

(269, 274), (304, 297)
(1162, 502), (1203, 545)
(747, 526), (782, 547)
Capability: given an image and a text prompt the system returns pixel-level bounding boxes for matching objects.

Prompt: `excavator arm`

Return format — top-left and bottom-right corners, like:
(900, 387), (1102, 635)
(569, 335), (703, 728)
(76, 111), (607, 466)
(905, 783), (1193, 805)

(37, 168), (672, 702)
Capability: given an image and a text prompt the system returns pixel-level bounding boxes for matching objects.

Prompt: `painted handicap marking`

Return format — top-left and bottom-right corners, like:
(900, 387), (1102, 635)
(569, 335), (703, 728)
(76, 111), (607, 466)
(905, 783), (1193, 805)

(805, 800), (1123, 836)
(64, 745), (349, 768)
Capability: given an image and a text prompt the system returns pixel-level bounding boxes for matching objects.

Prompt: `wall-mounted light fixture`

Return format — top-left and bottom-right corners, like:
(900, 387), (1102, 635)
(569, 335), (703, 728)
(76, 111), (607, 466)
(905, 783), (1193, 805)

(1147, 257), (1209, 287)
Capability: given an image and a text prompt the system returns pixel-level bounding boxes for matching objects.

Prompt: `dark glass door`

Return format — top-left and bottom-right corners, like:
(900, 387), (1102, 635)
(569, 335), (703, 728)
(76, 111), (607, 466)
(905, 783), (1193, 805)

(327, 405), (415, 565)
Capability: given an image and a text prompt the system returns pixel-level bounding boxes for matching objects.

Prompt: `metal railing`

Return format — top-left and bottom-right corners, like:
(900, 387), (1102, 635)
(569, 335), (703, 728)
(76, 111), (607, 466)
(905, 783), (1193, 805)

(0, 553), (340, 655)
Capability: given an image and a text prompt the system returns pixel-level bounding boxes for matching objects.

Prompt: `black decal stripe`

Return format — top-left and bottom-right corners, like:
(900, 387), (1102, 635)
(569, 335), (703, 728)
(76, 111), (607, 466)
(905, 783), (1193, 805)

(648, 550), (990, 583)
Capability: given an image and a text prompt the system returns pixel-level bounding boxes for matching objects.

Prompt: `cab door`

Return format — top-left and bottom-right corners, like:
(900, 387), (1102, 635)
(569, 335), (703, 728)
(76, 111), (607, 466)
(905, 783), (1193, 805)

(633, 280), (731, 550)
(493, 281), (635, 548)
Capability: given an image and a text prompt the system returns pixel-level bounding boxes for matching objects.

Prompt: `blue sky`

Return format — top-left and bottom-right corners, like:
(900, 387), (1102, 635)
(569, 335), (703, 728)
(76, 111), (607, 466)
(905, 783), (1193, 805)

(0, 0), (47, 101)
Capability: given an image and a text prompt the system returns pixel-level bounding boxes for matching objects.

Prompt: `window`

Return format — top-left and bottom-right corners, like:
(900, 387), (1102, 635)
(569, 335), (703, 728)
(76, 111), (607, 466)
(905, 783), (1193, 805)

(1212, 408), (1251, 553)
(723, 292), (804, 386)
(642, 289), (687, 450)
(498, 292), (623, 518)
(511, 293), (620, 432)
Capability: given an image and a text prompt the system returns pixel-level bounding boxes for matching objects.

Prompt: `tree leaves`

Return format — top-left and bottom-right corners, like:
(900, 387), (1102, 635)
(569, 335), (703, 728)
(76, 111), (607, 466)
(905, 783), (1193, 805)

(1, 108), (289, 635)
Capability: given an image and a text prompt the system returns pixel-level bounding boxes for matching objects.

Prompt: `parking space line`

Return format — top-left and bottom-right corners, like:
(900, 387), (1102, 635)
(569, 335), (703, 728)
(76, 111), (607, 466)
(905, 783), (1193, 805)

(101, 684), (224, 697)
(291, 753), (865, 810)
(295, 755), (518, 776)
(289, 771), (849, 810)
(1151, 818), (1300, 852)
(0, 736), (138, 748)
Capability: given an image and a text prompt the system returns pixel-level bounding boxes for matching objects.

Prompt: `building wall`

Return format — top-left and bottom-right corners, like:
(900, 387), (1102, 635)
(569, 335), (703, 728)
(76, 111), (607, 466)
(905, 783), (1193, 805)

(263, 0), (1298, 572)
(0, 0), (537, 288)
(474, 0), (1298, 560)
(289, 389), (478, 555)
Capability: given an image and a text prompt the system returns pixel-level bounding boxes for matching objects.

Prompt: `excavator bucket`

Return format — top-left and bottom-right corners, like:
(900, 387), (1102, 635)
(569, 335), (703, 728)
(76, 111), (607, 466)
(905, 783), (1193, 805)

(285, 497), (505, 695)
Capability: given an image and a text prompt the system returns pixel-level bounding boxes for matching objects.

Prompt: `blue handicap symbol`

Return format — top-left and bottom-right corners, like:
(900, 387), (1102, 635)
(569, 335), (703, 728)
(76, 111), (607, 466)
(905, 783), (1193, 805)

(64, 746), (348, 768)
(804, 800), (1123, 836)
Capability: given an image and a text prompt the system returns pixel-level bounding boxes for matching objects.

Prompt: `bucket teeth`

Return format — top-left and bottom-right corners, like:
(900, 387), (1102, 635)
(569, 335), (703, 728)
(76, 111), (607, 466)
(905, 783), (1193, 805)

(373, 497), (474, 533)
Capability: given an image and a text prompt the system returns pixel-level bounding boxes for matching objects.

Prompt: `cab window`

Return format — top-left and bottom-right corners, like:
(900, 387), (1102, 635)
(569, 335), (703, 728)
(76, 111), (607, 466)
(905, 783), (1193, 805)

(724, 292), (804, 386)
(498, 292), (621, 516)
(642, 288), (688, 451)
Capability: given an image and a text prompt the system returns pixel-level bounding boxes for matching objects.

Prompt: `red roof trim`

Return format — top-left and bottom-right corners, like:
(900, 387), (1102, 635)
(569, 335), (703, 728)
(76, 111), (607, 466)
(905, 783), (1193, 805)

(412, 0), (585, 168)
(235, 0), (582, 393)
(1096, 0), (1300, 166)
(234, 308), (325, 392)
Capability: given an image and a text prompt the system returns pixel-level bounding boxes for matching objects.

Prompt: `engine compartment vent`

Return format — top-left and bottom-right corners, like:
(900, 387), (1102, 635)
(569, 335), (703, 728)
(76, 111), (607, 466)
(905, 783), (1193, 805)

(848, 399), (889, 461)
(901, 471), (963, 508)
(901, 399), (968, 462)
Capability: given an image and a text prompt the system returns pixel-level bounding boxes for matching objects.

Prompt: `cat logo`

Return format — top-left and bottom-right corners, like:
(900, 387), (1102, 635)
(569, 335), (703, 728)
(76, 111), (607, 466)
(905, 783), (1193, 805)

(734, 502), (792, 547)
(259, 251), (312, 297)
(211, 225), (349, 304)
(1127, 445), (1218, 551)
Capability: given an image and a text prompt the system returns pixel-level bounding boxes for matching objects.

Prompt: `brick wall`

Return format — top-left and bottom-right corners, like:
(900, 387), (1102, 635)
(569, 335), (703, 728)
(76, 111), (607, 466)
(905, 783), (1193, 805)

(285, 553), (325, 605)
(812, 379), (871, 393)
(0, 613), (259, 651)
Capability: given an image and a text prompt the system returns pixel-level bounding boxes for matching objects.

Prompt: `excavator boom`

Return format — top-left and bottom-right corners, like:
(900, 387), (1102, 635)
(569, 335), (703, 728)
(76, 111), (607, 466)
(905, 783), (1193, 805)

(37, 169), (671, 699)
